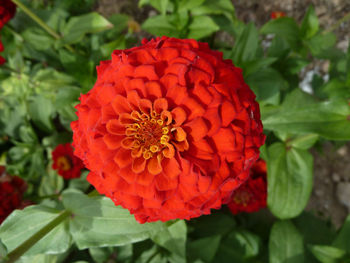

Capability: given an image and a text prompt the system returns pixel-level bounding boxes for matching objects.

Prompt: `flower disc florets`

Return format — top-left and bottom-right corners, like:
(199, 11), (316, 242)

(72, 36), (265, 223)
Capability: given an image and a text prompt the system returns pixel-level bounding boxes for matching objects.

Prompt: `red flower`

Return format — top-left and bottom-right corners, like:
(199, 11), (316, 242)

(0, 0), (16, 64)
(0, 166), (28, 224)
(0, 0), (16, 28)
(72, 36), (265, 223)
(270, 11), (286, 19)
(228, 159), (267, 214)
(52, 143), (85, 179)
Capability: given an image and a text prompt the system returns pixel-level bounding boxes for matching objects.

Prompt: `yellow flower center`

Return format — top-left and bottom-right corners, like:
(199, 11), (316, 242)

(233, 190), (252, 207)
(57, 156), (72, 171)
(124, 110), (172, 159)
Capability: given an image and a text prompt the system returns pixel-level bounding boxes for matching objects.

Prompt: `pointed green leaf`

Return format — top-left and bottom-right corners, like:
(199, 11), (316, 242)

(0, 206), (72, 256)
(310, 245), (346, 263)
(187, 15), (219, 39)
(333, 215), (350, 253)
(269, 221), (304, 263)
(142, 15), (178, 37)
(151, 220), (187, 257)
(261, 17), (301, 50)
(62, 12), (113, 44)
(262, 89), (350, 140)
(267, 143), (313, 219)
(28, 95), (54, 132)
(188, 235), (221, 263)
(301, 6), (319, 39)
(62, 189), (165, 249)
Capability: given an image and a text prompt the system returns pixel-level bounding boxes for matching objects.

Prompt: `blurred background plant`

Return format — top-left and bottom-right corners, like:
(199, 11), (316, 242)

(0, 0), (350, 262)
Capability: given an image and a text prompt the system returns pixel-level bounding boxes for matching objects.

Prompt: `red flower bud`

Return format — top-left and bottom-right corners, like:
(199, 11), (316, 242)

(228, 159), (267, 214)
(52, 143), (85, 179)
(271, 11), (286, 19)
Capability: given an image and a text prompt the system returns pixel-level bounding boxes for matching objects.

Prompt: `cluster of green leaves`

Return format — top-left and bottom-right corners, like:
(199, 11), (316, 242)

(140, 0), (234, 39)
(0, 0), (350, 263)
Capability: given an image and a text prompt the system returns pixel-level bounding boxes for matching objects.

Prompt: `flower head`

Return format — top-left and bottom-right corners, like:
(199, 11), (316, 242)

(228, 159), (267, 214)
(270, 11), (286, 19)
(72, 36), (265, 223)
(0, 166), (28, 224)
(52, 143), (85, 179)
(0, 0), (16, 64)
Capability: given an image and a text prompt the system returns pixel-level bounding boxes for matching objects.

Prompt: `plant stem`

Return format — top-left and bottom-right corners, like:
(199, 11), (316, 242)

(10, 0), (75, 53)
(5, 210), (72, 263)
(325, 11), (350, 33)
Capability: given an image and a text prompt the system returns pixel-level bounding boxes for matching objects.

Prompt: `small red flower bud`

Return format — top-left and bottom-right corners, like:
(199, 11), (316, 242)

(52, 143), (85, 179)
(228, 159), (267, 214)
(271, 11), (286, 19)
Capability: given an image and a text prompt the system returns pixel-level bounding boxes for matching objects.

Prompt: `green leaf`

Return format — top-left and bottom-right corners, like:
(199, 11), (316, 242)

(269, 221), (304, 263)
(135, 245), (167, 263)
(300, 6), (319, 39)
(268, 35), (290, 59)
(151, 220), (187, 257)
(261, 17), (301, 50)
(22, 28), (54, 51)
(246, 68), (286, 105)
(38, 168), (64, 197)
(288, 134), (319, 150)
(262, 89), (350, 140)
(28, 95), (54, 132)
(19, 125), (38, 144)
(282, 57), (309, 75)
(267, 143), (313, 219)
(0, 239), (7, 262)
(187, 15), (219, 39)
(142, 15), (178, 37)
(68, 171), (90, 192)
(62, 189), (165, 249)
(231, 23), (259, 66)
(0, 205), (72, 256)
(243, 57), (278, 77)
(310, 245), (346, 263)
(16, 254), (58, 263)
(62, 12), (113, 44)
(188, 235), (221, 263)
(178, 0), (205, 12)
(139, 0), (170, 15)
(190, 213), (235, 237)
(333, 215), (350, 253)
(215, 230), (260, 262)
(294, 212), (336, 245)
(54, 86), (80, 109)
(306, 32), (337, 58)
(100, 37), (126, 58)
(42, 132), (72, 148)
(89, 247), (115, 263)
(191, 0), (235, 21)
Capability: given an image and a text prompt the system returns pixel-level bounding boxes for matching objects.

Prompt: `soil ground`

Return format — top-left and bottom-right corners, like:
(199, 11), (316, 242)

(96, 0), (350, 228)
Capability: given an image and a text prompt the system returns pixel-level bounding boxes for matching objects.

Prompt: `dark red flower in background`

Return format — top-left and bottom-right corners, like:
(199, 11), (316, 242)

(228, 159), (267, 214)
(52, 143), (85, 179)
(72, 36), (265, 223)
(0, 166), (28, 224)
(270, 11), (286, 19)
(0, 0), (16, 65)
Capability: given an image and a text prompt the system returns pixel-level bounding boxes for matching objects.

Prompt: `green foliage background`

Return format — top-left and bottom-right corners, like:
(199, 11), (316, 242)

(0, 0), (350, 262)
